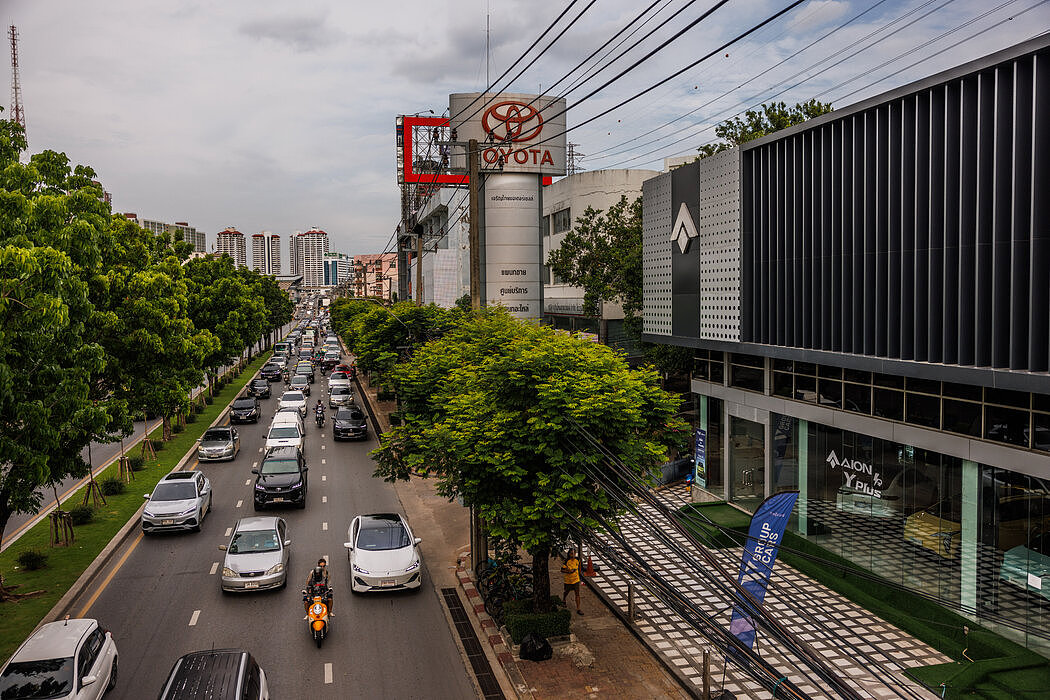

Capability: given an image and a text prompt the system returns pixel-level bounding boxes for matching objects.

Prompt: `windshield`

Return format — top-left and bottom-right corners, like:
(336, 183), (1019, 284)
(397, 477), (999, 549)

(291, 377), (307, 385)
(357, 523), (410, 551)
(251, 380), (267, 387)
(0, 658), (75, 700)
(233, 399), (256, 409)
(282, 392), (304, 402)
(151, 482), (197, 501)
(203, 429), (231, 442)
(331, 387), (350, 396)
(268, 427), (300, 439)
(229, 530), (280, 554)
(330, 372), (348, 380)
(336, 409), (364, 421)
(260, 458), (299, 475)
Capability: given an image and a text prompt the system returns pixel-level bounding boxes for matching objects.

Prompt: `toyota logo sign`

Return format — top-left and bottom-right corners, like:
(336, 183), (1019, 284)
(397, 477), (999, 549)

(482, 101), (543, 143)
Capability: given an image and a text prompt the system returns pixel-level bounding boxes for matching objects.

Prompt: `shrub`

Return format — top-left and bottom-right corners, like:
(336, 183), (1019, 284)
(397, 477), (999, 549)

(185, 412), (197, 424)
(100, 476), (126, 496)
(503, 597), (572, 644)
(69, 505), (94, 526)
(205, 396), (214, 405)
(17, 549), (48, 570)
(127, 455), (146, 471)
(172, 422), (184, 434)
(192, 402), (204, 414)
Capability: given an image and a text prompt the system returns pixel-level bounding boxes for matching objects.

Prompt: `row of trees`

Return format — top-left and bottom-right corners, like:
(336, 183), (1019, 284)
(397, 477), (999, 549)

(330, 298), (688, 609)
(0, 119), (293, 543)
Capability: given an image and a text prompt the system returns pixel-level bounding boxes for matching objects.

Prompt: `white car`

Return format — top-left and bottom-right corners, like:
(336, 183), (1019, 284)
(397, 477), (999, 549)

(0, 618), (118, 699)
(141, 471), (212, 534)
(278, 390), (307, 419)
(265, 421), (305, 451)
(343, 513), (423, 593)
(327, 371), (352, 391)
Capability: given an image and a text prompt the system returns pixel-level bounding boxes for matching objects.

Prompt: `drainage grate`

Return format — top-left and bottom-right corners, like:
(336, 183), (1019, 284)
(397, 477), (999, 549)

(441, 587), (504, 700)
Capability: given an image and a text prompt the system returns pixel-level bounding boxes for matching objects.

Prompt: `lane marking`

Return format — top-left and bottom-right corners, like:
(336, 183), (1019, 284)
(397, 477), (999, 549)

(324, 663), (333, 684)
(258, 447), (264, 453)
(225, 527), (232, 537)
(321, 445), (326, 451)
(189, 610), (201, 626)
(187, 459), (199, 472)
(236, 500), (243, 508)
(245, 479), (251, 486)
(77, 531), (144, 617)
(321, 475), (326, 482)
(321, 459), (326, 465)
(322, 522), (328, 531)
(252, 461), (258, 469)
(209, 562), (219, 575)
(322, 496), (328, 504)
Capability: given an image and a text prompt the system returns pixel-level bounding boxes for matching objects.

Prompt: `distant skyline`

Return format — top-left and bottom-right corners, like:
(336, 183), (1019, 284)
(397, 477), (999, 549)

(8, 0), (1046, 254)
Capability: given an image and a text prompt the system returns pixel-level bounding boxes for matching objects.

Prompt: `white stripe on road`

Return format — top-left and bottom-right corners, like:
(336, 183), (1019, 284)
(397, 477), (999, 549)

(245, 479), (251, 486)
(321, 444), (326, 450)
(225, 527), (232, 537)
(209, 562), (219, 575)
(321, 475), (326, 482)
(324, 663), (333, 684)
(252, 461), (258, 469)
(322, 522), (328, 531)
(236, 500), (243, 508)
(258, 447), (264, 453)
(189, 610), (200, 626)
(322, 496), (327, 504)
(321, 459), (326, 465)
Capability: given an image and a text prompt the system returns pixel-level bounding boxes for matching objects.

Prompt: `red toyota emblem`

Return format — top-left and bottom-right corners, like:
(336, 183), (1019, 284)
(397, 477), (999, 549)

(482, 101), (543, 143)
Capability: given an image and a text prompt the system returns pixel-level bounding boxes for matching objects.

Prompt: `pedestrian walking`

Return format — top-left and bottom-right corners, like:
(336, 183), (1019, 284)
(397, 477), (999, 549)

(561, 548), (583, 615)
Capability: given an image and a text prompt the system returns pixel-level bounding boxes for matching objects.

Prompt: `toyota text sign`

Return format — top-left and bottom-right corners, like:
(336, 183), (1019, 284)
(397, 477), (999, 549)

(449, 93), (567, 176)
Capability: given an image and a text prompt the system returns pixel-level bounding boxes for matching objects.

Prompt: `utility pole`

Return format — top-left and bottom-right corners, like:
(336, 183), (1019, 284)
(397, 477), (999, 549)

(415, 222), (424, 306)
(468, 138), (481, 311)
(8, 26), (25, 131)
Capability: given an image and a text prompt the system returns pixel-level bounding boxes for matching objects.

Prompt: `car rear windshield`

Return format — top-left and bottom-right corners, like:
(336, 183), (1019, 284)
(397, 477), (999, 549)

(152, 482), (197, 501)
(233, 399), (256, 409)
(268, 427), (300, 439)
(229, 530), (280, 554)
(0, 657), (75, 699)
(203, 429), (231, 441)
(282, 392), (304, 401)
(357, 523), (410, 551)
(261, 458), (299, 475)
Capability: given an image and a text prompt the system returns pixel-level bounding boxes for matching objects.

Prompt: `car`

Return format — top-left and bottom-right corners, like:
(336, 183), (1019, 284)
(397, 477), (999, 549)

(289, 374), (311, 397)
(321, 353), (340, 370)
(158, 648), (269, 700)
(277, 390), (308, 419)
(836, 467), (939, 518)
(343, 513), (422, 593)
(300, 344), (314, 358)
(905, 492), (1050, 560)
(252, 446), (308, 509)
(265, 421), (305, 452)
(197, 426), (240, 462)
(332, 406), (368, 441)
(259, 363), (282, 382)
(142, 471), (212, 534)
(273, 405), (306, 431)
(1000, 531), (1050, 602)
(247, 379), (272, 399)
(0, 617), (118, 700)
(294, 362), (315, 382)
(230, 397), (261, 424)
(328, 386), (354, 409)
(219, 516), (291, 592)
(328, 371), (351, 391)
(333, 363), (351, 374)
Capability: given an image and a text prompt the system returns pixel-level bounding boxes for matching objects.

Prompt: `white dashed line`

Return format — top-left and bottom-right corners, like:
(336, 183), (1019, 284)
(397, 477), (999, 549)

(321, 444), (326, 450)
(324, 663), (333, 684)
(236, 500), (243, 508)
(258, 447), (263, 453)
(322, 496), (328, 504)
(252, 462), (258, 469)
(321, 459), (326, 465)
(224, 527), (232, 537)
(209, 562), (219, 575)
(321, 475), (326, 482)
(189, 610), (200, 626)
(245, 479), (251, 486)
(322, 522), (328, 531)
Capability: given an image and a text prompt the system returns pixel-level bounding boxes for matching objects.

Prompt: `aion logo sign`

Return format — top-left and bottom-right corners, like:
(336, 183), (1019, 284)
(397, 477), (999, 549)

(671, 202), (698, 254)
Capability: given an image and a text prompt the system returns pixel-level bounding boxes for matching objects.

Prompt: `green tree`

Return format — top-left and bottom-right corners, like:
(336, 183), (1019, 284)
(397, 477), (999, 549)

(697, 99), (833, 157)
(373, 310), (687, 610)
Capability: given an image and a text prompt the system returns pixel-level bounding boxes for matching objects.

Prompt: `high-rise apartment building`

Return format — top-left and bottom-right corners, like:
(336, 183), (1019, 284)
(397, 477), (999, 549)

(124, 214), (206, 254)
(216, 227), (247, 268)
(323, 252), (353, 287)
(297, 228), (329, 288)
(290, 232), (303, 276)
(251, 232), (281, 275)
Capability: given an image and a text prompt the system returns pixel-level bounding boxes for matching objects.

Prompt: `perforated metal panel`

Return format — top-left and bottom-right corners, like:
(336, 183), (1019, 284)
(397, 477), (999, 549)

(696, 150), (741, 341)
(643, 172), (673, 335)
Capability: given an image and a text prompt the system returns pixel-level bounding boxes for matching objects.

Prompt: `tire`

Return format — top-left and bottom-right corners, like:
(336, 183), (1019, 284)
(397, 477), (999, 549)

(192, 512), (202, 533)
(315, 631), (323, 648)
(253, 501), (261, 512)
(105, 658), (117, 693)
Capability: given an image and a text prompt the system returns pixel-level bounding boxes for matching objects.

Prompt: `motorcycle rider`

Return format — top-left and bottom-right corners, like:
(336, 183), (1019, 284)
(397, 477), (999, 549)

(314, 399), (326, 425)
(304, 558), (333, 615)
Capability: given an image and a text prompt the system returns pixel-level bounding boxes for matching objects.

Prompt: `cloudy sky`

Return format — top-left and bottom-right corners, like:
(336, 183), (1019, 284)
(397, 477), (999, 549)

(8, 0), (1046, 255)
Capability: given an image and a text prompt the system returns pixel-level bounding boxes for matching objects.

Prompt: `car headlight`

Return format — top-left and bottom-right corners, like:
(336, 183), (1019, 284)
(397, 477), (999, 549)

(254, 483), (266, 491)
(179, 507), (197, 516)
(143, 510), (155, 518)
(352, 563), (370, 575)
(265, 563), (284, 575)
(223, 444), (235, 453)
(405, 558), (420, 572)
(222, 567), (236, 577)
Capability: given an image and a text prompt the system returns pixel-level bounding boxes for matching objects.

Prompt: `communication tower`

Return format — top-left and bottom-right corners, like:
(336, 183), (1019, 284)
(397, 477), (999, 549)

(8, 25), (24, 130)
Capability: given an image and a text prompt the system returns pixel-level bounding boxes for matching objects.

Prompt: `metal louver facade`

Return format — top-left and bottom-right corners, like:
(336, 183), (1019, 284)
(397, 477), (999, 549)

(741, 36), (1050, 374)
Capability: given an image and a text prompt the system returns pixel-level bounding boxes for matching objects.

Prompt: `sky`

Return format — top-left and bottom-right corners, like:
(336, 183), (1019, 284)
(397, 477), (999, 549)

(8, 0), (1047, 256)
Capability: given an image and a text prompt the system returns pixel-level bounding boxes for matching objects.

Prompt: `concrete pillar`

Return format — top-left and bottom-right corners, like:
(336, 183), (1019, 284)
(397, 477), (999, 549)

(961, 459), (979, 614)
(798, 419), (809, 536)
(693, 396), (709, 503)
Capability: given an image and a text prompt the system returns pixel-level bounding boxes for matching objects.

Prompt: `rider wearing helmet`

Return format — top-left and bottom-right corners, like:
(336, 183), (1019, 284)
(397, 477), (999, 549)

(304, 558), (333, 614)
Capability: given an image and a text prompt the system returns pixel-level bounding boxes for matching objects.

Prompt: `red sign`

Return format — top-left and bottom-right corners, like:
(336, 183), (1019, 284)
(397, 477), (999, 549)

(481, 101), (543, 143)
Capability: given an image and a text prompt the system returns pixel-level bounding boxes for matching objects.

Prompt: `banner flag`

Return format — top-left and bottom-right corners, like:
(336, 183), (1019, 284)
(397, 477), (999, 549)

(694, 429), (707, 488)
(728, 490), (799, 653)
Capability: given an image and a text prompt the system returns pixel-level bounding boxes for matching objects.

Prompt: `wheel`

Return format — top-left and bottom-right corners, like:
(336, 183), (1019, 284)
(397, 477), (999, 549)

(253, 501), (261, 512)
(315, 633), (323, 648)
(192, 511), (202, 533)
(105, 658), (117, 693)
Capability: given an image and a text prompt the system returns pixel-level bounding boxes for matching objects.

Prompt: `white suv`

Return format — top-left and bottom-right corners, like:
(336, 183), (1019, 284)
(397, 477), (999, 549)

(0, 618), (118, 699)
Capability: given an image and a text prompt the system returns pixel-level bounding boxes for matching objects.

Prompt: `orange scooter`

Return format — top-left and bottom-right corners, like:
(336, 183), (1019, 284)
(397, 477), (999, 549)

(302, 583), (330, 648)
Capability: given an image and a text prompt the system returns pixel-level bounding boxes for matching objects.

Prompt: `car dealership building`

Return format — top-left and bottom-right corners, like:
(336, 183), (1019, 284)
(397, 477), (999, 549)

(641, 35), (1050, 651)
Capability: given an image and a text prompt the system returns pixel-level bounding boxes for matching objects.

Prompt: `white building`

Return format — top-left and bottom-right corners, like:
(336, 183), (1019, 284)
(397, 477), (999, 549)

(216, 227), (247, 268)
(412, 188), (470, 308)
(251, 232), (281, 275)
(124, 215), (206, 253)
(323, 252), (353, 287)
(297, 228), (329, 289)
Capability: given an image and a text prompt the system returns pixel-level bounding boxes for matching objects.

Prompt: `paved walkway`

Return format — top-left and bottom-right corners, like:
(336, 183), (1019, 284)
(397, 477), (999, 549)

(586, 485), (950, 699)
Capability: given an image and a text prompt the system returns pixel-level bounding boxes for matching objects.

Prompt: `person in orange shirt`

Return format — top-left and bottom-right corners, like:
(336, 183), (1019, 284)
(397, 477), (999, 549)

(561, 548), (583, 615)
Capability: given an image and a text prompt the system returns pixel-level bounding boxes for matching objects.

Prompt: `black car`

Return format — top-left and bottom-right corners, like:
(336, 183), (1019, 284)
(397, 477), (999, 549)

(253, 446), (308, 509)
(247, 379), (271, 399)
(260, 363), (283, 382)
(332, 406), (368, 441)
(230, 397), (260, 423)
(158, 648), (268, 700)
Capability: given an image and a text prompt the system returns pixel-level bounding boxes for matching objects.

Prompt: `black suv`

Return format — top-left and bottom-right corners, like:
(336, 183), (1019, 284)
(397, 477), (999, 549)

(158, 648), (268, 700)
(230, 397), (260, 423)
(259, 363), (282, 382)
(252, 446), (308, 510)
(332, 406), (368, 441)
(247, 379), (271, 399)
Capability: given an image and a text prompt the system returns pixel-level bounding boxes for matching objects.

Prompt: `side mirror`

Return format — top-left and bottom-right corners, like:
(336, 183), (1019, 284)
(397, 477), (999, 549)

(302, 467), (309, 472)
(81, 675), (97, 687)
(343, 542), (353, 550)
(251, 469), (259, 475)
(414, 537), (422, 546)
(284, 539), (292, 547)
(143, 494), (151, 500)
(218, 544), (228, 551)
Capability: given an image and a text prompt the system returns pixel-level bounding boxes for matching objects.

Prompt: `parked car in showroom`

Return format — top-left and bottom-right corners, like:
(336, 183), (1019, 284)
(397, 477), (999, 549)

(248, 378), (272, 399)
(332, 406), (368, 441)
(230, 397), (261, 424)
(0, 617), (118, 699)
(197, 426), (240, 462)
(219, 516), (291, 592)
(343, 512), (422, 593)
(1000, 530), (1050, 602)
(142, 471), (212, 534)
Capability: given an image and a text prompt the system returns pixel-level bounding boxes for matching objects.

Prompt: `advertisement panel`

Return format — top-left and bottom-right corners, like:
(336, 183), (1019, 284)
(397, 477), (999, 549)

(484, 173), (541, 320)
(449, 93), (567, 177)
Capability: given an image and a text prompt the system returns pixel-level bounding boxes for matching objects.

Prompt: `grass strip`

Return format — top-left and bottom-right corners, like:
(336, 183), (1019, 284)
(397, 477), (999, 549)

(0, 354), (270, 662)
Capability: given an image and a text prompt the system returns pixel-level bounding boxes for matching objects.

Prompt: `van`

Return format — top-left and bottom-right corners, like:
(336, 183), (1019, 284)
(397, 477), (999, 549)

(158, 648), (268, 699)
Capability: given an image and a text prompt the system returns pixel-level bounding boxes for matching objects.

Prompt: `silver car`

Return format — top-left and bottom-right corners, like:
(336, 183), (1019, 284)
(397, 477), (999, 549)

(328, 386), (354, 408)
(197, 426), (240, 461)
(0, 618), (118, 700)
(219, 517), (291, 592)
(142, 471), (212, 534)
(278, 390), (308, 419)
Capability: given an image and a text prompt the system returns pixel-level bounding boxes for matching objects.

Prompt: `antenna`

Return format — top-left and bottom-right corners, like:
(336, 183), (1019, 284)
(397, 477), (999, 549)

(485, 3), (490, 89)
(8, 25), (24, 131)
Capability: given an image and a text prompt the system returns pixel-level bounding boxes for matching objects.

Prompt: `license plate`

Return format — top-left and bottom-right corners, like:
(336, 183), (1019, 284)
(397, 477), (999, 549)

(381, 579), (396, 587)
(272, 497), (284, 503)
(244, 581), (259, 588)
(161, 519), (175, 526)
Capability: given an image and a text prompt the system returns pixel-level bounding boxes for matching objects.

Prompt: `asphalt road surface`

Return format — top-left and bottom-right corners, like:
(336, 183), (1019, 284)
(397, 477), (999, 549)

(66, 352), (478, 699)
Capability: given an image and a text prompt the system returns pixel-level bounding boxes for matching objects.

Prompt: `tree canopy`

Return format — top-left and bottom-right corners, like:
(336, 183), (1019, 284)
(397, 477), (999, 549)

(696, 99), (833, 158)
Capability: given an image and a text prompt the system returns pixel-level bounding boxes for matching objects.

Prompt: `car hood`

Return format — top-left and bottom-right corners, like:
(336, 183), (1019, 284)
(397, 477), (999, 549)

(266, 438), (302, 449)
(354, 546), (418, 574)
(335, 419), (366, 428)
(232, 407), (257, 414)
(225, 551), (283, 573)
(279, 400), (305, 408)
(200, 439), (232, 449)
(257, 473), (302, 488)
(145, 498), (198, 516)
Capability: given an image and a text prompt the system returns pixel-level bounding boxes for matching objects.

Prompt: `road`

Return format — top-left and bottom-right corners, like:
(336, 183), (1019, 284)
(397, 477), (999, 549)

(65, 350), (478, 699)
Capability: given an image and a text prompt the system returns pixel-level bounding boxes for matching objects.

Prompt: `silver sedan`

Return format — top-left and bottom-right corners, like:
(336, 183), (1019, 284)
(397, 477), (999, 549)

(220, 516), (291, 593)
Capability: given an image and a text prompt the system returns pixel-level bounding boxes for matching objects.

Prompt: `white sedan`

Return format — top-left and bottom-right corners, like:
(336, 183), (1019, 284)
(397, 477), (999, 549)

(277, 390), (307, 418)
(344, 513), (423, 593)
(327, 370), (352, 391)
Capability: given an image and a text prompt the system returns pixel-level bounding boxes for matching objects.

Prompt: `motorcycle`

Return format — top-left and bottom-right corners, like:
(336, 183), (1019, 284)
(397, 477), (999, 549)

(303, 583), (331, 648)
(315, 408), (325, 428)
